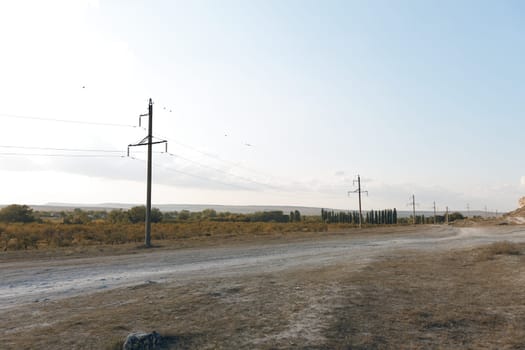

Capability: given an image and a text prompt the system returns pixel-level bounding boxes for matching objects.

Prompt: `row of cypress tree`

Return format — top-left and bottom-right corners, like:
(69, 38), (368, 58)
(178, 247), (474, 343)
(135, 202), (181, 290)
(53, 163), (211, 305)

(321, 208), (398, 225)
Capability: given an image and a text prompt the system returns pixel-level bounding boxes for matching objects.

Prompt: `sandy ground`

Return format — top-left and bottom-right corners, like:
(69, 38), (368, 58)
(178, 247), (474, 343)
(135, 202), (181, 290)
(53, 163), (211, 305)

(2, 225), (525, 349)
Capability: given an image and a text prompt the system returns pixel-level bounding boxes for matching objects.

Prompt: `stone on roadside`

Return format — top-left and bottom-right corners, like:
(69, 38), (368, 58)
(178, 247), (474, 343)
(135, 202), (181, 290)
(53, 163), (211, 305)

(123, 331), (164, 350)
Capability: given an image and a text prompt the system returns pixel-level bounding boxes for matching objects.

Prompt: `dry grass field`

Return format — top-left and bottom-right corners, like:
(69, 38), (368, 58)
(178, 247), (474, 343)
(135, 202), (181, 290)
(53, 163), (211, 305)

(3, 226), (525, 349)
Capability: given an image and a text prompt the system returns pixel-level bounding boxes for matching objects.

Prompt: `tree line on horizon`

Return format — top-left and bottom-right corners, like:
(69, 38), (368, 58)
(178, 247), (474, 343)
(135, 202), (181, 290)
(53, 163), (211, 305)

(0, 204), (469, 226)
(0, 204), (304, 224)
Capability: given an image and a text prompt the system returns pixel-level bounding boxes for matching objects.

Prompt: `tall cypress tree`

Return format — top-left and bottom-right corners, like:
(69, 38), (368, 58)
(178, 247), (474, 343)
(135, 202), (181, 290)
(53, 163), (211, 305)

(393, 208), (398, 224)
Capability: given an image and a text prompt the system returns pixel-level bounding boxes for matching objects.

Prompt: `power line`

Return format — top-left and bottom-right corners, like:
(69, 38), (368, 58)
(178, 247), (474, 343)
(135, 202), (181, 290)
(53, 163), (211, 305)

(128, 156), (252, 191)
(154, 133), (241, 166)
(0, 145), (124, 153)
(0, 152), (124, 158)
(154, 132), (273, 175)
(1, 111), (298, 195)
(161, 152), (278, 190)
(154, 133), (293, 191)
(0, 113), (139, 128)
(0, 143), (276, 190)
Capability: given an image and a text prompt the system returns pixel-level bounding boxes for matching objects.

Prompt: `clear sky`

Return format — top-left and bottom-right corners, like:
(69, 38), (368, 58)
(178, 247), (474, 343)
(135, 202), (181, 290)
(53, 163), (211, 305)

(1, 0), (524, 212)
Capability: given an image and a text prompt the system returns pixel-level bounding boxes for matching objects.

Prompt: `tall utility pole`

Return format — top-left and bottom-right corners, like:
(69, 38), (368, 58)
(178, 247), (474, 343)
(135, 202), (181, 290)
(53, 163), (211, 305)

(433, 201), (437, 224)
(348, 174), (368, 228)
(411, 195), (416, 225)
(128, 98), (167, 247)
(145, 100), (153, 247)
(445, 206), (449, 225)
(466, 203), (470, 218)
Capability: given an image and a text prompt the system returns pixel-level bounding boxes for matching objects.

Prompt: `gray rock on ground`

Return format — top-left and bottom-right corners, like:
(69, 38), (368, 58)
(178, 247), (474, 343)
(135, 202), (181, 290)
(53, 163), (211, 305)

(123, 331), (164, 350)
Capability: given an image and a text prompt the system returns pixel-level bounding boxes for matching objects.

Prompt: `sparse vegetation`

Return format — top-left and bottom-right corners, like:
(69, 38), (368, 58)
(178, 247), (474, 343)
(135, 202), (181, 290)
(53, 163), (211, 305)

(476, 240), (522, 260)
(0, 221), (329, 251)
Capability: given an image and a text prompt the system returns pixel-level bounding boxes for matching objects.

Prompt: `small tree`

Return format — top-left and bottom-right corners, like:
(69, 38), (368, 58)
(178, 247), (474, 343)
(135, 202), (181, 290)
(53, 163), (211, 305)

(150, 208), (163, 223)
(128, 206), (146, 223)
(177, 210), (190, 221)
(449, 212), (464, 221)
(108, 209), (130, 224)
(393, 208), (398, 224)
(63, 208), (91, 224)
(201, 209), (217, 219)
(128, 206), (163, 223)
(0, 204), (35, 223)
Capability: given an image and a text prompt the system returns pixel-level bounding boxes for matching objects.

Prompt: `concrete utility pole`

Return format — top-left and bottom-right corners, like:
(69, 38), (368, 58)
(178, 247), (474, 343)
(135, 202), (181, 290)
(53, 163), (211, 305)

(466, 203), (470, 218)
(445, 206), (449, 225)
(128, 98), (167, 247)
(348, 174), (368, 229)
(145, 100), (153, 247)
(433, 201), (437, 224)
(411, 195), (417, 225)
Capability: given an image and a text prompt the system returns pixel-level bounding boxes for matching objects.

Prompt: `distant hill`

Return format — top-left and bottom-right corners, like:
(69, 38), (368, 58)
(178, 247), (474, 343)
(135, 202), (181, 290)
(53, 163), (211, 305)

(32, 203), (328, 216)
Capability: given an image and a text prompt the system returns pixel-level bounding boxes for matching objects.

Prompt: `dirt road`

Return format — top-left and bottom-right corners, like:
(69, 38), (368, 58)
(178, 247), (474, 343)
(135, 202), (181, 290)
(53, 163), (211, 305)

(2, 225), (524, 311)
(4, 224), (525, 349)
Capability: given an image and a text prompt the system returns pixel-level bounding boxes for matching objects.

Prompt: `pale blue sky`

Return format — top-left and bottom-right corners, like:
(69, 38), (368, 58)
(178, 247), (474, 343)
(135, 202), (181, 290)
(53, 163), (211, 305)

(0, 0), (524, 211)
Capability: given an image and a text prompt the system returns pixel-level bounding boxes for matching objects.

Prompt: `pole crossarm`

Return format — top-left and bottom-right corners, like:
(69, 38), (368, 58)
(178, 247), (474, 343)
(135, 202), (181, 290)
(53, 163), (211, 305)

(127, 140), (167, 156)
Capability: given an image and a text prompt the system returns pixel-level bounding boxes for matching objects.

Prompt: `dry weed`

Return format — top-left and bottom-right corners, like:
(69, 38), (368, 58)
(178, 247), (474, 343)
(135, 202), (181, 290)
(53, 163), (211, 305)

(476, 240), (522, 260)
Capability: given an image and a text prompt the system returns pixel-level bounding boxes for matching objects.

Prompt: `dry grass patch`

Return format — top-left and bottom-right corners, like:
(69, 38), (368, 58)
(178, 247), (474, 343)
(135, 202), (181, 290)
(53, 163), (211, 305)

(476, 241), (522, 261)
(325, 242), (525, 349)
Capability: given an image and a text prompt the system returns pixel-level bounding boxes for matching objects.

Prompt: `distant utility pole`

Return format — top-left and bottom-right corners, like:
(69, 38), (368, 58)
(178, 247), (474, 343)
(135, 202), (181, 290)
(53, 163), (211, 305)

(433, 201), (437, 225)
(348, 174), (368, 228)
(127, 98), (167, 247)
(445, 206), (449, 225)
(410, 195), (417, 225)
(406, 195), (420, 225)
(466, 203), (470, 218)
